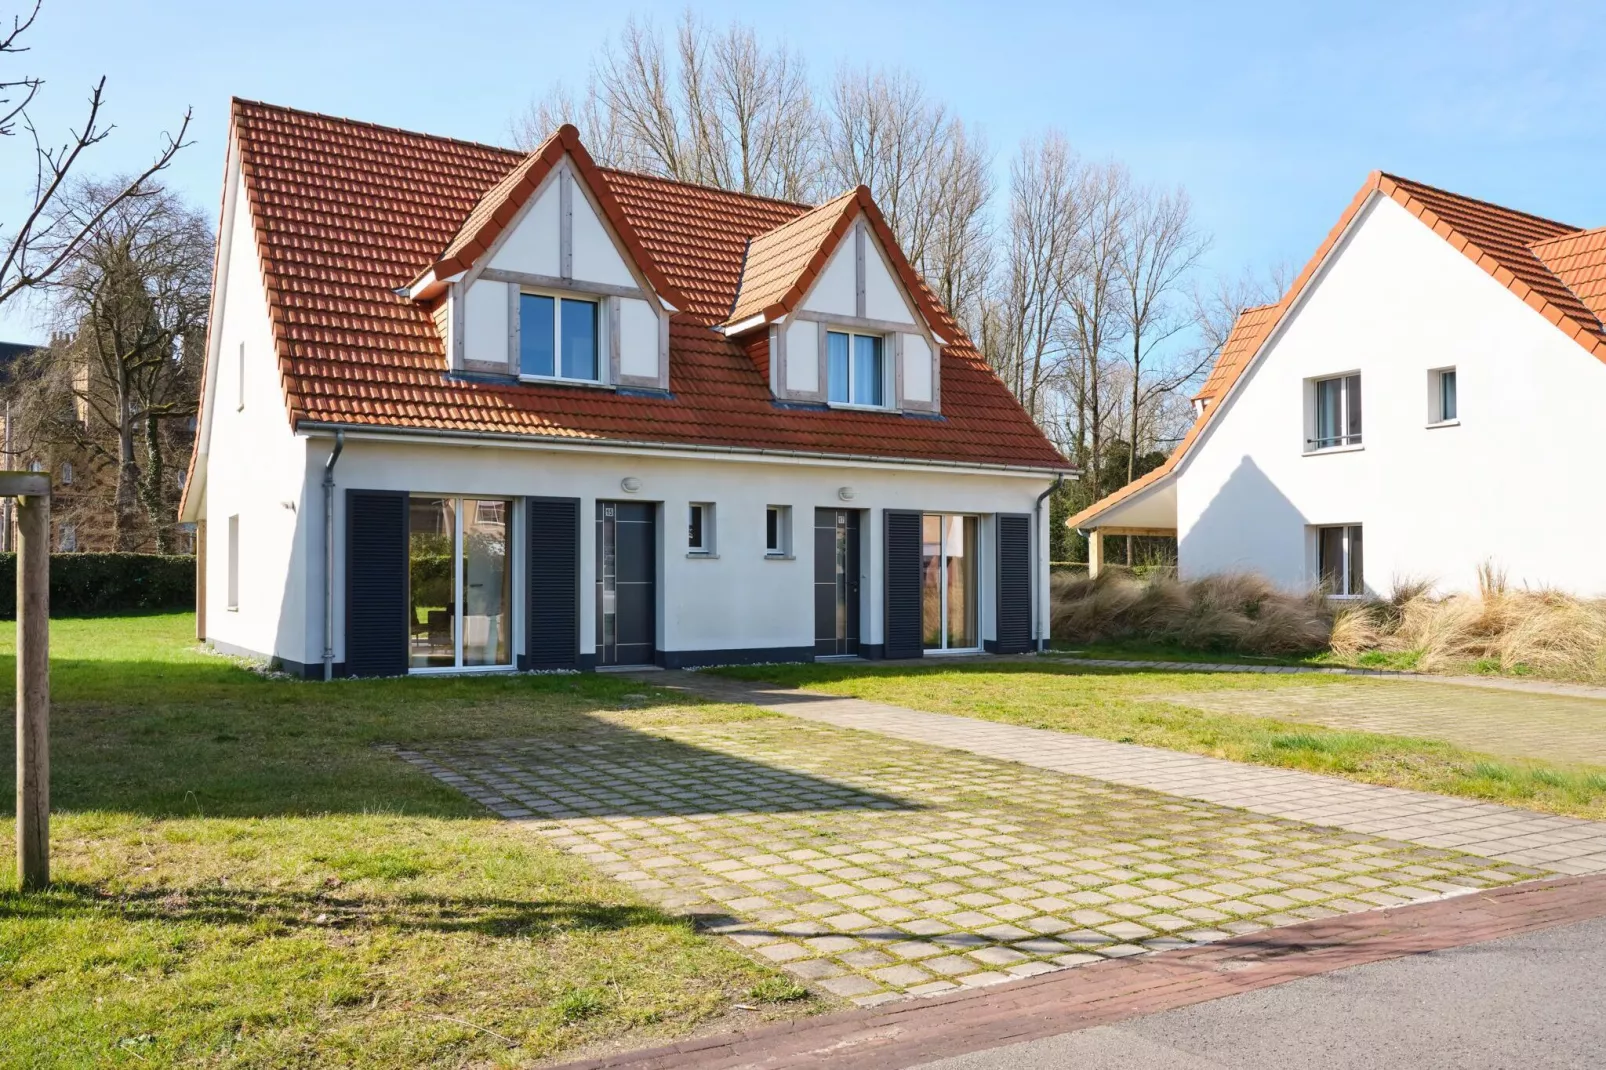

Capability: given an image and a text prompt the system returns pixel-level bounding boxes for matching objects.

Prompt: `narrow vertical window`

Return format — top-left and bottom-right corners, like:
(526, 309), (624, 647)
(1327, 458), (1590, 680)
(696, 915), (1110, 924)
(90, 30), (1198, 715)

(826, 331), (850, 404)
(227, 514), (240, 609)
(519, 294), (555, 377)
(687, 503), (712, 554)
(1432, 367), (1458, 424)
(765, 505), (790, 556)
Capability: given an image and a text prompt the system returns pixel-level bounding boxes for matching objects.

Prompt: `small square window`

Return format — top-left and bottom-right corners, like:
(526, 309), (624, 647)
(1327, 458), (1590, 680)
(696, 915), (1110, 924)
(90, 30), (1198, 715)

(688, 503), (714, 554)
(826, 330), (886, 407)
(520, 293), (600, 382)
(765, 505), (791, 556)
(1430, 367), (1457, 424)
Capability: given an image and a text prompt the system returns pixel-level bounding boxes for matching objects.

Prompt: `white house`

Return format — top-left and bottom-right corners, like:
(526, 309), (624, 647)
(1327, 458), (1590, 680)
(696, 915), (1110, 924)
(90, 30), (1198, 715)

(1071, 171), (1606, 596)
(179, 100), (1070, 678)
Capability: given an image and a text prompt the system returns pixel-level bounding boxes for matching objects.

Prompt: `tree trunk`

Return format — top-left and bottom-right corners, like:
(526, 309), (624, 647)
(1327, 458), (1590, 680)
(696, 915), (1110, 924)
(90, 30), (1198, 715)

(139, 413), (170, 553)
(114, 415), (140, 551)
(1129, 331), (1141, 483)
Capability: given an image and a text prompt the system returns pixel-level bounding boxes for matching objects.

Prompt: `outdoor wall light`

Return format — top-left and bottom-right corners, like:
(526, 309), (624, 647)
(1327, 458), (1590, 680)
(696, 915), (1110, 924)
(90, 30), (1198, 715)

(620, 477), (642, 493)
(838, 486), (856, 501)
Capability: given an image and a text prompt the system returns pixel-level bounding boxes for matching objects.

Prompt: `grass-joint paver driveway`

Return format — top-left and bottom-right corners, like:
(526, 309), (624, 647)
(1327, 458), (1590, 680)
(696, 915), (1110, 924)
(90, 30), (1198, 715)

(404, 713), (1542, 1005)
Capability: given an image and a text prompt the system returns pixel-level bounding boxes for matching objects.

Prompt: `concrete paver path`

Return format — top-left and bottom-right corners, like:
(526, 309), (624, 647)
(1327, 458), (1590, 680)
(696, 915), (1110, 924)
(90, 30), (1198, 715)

(389, 707), (1538, 1005)
(658, 672), (1606, 876)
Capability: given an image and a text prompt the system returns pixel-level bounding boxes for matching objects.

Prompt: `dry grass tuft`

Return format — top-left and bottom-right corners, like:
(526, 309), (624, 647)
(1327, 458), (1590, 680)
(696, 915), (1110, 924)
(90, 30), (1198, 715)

(1052, 569), (1606, 682)
(1051, 571), (1331, 656)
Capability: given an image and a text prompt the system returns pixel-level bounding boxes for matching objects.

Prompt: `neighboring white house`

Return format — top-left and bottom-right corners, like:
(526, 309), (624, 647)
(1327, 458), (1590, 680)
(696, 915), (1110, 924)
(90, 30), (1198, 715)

(1071, 171), (1606, 596)
(179, 100), (1071, 678)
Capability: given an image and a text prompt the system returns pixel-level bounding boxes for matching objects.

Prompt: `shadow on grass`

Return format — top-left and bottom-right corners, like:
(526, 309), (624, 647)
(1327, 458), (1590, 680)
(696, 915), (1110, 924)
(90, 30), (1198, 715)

(0, 880), (686, 938)
(0, 650), (914, 820)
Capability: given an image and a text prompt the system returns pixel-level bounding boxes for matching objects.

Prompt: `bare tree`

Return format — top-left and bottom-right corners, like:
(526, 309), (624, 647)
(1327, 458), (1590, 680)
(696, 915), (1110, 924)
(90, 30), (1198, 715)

(1058, 161), (1131, 491)
(0, 1), (192, 311)
(978, 133), (1079, 422)
(10, 179), (210, 550)
(1114, 184), (1210, 482)
(519, 13), (820, 201)
(1192, 262), (1291, 364)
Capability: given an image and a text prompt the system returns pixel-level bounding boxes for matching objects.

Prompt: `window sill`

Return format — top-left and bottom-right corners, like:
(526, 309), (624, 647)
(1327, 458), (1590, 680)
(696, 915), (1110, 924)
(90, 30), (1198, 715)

(1303, 443), (1364, 456)
(686, 551), (719, 560)
(827, 401), (897, 414)
(517, 374), (615, 391)
(225, 606), (239, 613)
(764, 553), (795, 561)
(1426, 419), (1460, 429)
(1325, 594), (1367, 602)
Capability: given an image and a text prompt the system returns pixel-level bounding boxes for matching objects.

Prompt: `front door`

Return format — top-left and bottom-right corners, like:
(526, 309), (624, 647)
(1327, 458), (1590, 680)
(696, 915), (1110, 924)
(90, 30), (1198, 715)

(596, 501), (656, 666)
(814, 508), (861, 657)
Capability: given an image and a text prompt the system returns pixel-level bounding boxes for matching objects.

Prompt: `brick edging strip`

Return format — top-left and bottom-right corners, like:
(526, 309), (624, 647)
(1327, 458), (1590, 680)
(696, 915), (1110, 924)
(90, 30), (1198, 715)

(553, 875), (1606, 1070)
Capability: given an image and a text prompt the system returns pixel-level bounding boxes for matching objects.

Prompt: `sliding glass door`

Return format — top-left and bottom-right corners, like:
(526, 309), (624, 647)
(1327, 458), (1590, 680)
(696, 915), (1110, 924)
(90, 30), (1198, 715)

(921, 514), (979, 652)
(409, 496), (512, 671)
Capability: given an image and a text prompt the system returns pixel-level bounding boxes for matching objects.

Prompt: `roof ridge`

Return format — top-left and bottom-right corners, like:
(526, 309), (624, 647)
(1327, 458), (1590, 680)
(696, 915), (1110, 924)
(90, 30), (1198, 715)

(232, 97), (523, 159)
(1528, 225), (1606, 252)
(1379, 170), (1582, 233)
(597, 164), (817, 211)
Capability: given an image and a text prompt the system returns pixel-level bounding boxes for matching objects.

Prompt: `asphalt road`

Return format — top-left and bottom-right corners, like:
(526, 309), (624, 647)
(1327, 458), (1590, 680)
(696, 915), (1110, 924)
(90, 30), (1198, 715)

(912, 915), (1606, 1070)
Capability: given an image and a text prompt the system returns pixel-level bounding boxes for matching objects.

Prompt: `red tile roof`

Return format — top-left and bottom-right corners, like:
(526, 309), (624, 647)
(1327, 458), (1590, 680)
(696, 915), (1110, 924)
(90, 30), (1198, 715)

(223, 99), (1066, 471)
(1070, 171), (1606, 530)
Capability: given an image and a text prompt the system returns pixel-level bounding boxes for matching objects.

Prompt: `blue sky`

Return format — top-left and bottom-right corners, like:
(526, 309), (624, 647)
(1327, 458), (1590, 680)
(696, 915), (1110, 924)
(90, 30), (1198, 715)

(3, 0), (1603, 342)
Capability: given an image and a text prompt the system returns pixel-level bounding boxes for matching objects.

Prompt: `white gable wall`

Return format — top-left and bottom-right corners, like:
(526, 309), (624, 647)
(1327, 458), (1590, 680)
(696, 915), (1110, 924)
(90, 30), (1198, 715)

(1177, 194), (1606, 595)
(487, 175), (560, 276)
(199, 158), (316, 665)
(802, 235), (857, 315)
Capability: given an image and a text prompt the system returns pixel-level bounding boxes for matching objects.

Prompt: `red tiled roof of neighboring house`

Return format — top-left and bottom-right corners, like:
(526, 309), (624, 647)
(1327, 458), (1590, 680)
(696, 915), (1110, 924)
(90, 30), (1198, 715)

(1530, 226), (1606, 330)
(722, 185), (949, 335)
(221, 99), (1066, 472)
(1069, 171), (1606, 530)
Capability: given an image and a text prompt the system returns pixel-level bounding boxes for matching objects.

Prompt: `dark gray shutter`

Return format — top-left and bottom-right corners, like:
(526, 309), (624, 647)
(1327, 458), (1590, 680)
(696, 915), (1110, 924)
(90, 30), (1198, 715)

(882, 510), (923, 660)
(345, 489), (409, 677)
(995, 513), (1033, 654)
(526, 496), (581, 670)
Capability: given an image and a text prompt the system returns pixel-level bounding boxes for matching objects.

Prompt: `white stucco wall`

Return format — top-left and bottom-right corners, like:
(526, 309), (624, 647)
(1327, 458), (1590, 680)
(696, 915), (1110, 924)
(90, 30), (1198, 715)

(785, 319), (819, 393)
(312, 437), (1054, 666)
(199, 160), (314, 661)
(802, 234), (857, 315)
(463, 279), (508, 365)
(1178, 193), (1606, 595)
(487, 176), (560, 276)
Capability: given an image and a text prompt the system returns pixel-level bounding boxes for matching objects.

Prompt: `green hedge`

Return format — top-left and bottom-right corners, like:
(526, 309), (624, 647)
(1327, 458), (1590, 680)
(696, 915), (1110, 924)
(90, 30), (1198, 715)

(0, 553), (195, 618)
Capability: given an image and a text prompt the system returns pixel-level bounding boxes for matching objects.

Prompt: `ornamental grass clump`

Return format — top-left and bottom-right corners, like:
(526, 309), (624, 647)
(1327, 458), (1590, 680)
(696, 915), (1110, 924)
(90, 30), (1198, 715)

(1052, 564), (1606, 682)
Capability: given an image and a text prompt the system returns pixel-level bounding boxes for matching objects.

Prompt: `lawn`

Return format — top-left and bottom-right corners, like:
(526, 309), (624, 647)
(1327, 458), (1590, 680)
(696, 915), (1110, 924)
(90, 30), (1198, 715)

(0, 616), (811, 1069)
(1046, 639), (1423, 672)
(708, 661), (1606, 820)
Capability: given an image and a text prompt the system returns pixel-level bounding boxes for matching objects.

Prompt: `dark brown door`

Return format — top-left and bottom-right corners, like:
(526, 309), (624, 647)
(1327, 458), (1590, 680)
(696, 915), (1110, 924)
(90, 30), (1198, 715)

(597, 501), (656, 665)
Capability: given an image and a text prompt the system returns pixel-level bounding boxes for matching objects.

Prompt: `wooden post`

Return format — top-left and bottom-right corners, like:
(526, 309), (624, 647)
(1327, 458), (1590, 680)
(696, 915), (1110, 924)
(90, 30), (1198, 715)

(10, 474), (49, 890)
(1088, 529), (1104, 580)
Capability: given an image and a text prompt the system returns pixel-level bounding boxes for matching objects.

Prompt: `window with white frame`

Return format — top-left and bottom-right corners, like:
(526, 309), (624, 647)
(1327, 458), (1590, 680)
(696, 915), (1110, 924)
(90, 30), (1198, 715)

(765, 505), (791, 556)
(1430, 367), (1457, 424)
(519, 292), (600, 382)
(687, 502), (714, 554)
(826, 330), (887, 407)
(227, 514), (240, 610)
(1309, 373), (1361, 450)
(1316, 524), (1363, 597)
(60, 462), (72, 485)
(58, 522), (76, 552)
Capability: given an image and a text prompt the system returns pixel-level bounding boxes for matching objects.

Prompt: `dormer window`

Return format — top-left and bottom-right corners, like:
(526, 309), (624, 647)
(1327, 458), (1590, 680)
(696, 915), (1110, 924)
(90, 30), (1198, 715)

(520, 292), (600, 382)
(826, 330), (886, 408)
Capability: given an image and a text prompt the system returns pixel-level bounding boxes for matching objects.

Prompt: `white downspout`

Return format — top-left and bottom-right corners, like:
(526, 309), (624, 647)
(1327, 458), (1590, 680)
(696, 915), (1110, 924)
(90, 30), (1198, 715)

(1032, 474), (1065, 652)
(322, 430), (344, 680)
